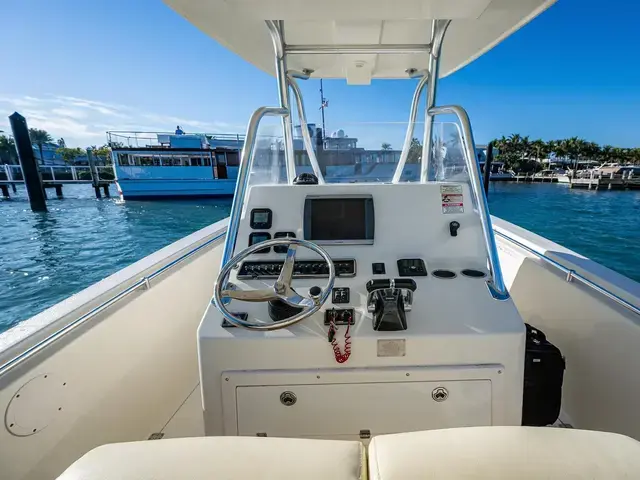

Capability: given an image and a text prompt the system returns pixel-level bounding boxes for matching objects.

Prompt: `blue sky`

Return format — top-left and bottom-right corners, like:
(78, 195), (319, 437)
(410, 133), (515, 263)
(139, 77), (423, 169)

(1, 0), (640, 149)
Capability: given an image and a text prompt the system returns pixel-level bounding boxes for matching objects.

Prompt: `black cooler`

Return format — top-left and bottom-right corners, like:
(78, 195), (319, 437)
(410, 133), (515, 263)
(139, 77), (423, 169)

(522, 323), (566, 426)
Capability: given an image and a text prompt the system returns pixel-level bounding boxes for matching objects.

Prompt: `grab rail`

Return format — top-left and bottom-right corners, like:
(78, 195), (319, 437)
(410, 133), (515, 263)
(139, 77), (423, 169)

(221, 106), (288, 266)
(0, 230), (226, 379)
(428, 105), (509, 300)
(494, 230), (640, 317)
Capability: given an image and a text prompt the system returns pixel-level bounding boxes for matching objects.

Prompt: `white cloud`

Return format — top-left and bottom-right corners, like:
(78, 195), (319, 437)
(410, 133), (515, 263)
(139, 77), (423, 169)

(0, 94), (241, 147)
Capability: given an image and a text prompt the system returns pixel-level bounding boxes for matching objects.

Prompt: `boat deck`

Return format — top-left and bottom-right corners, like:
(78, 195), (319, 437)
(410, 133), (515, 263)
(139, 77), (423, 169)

(160, 383), (205, 439)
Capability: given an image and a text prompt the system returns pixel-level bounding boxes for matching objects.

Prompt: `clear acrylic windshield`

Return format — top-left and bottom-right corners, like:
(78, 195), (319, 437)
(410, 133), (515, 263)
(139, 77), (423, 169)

(248, 116), (474, 188)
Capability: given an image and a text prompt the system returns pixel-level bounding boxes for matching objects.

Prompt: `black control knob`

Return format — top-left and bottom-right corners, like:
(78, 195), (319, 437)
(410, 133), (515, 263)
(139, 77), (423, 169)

(449, 221), (461, 237)
(309, 286), (322, 298)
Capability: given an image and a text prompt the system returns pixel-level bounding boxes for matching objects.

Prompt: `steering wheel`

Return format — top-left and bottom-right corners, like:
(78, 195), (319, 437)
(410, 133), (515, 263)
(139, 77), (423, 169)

(213, 238), (335, 330)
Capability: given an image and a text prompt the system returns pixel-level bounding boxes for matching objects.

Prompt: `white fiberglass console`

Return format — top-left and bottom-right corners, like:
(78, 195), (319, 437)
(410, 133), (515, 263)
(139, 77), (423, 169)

(199, 182), (526, 439)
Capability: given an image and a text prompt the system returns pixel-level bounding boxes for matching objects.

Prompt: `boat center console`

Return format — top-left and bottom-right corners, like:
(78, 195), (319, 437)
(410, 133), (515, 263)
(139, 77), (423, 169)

(199, 182), (526, 439)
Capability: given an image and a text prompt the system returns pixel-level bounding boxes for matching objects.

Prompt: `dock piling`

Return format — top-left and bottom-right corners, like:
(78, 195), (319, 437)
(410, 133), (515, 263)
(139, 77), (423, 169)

(483, 142), (493, 196)
(10, 112), (47, 212)
(1, 184), (9, 198)
(55, 184), (63, 198)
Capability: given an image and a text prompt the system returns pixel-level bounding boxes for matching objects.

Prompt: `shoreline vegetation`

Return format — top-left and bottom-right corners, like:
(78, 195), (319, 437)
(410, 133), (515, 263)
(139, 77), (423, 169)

(0, 128), (111, 165)
(490, 134), (640, 173)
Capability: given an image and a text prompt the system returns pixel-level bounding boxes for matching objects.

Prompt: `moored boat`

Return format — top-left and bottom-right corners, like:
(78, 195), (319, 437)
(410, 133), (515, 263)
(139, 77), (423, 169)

(108, 131), (243, 199)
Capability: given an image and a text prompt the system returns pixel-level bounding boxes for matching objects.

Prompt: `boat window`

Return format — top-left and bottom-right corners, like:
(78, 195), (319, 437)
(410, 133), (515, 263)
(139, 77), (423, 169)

(216, 152), (227, 165)
(117, 153), (131, 166)
(226, 151), (239, 166)
(138, 155), (154, 166)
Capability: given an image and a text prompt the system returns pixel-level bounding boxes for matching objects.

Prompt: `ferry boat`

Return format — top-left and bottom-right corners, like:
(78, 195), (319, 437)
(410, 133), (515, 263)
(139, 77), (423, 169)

(3, 1), (640, 478)
(108, 131), (243, 199)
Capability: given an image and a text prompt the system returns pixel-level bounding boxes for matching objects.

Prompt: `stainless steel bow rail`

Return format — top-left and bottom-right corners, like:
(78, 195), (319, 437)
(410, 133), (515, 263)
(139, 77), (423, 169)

(0, 230), (226, 379)
(494, 230), (640, 317)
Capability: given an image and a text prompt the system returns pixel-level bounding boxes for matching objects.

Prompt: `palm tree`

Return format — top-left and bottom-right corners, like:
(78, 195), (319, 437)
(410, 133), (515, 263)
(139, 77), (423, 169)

(381, 142), (392, 151)
(407, 138), (422, 164)
(530, 139), (547, 163)
(29, 128), (53, 164)
(0, 135), (17, 164)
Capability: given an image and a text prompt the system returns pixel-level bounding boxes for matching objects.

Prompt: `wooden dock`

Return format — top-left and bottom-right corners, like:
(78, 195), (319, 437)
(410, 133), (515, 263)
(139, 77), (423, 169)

(514, 174), (558, 183)
(569, 171), (640, 190)
(0, 165), (115, 199)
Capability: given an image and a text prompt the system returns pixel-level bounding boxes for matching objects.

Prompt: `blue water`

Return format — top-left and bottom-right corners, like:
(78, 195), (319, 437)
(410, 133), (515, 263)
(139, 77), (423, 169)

(0, 185), (232, 333)
(0, 182), (639, 333)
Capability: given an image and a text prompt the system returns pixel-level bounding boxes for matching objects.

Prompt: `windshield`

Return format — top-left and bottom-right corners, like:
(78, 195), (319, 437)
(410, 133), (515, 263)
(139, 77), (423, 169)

(247, 117), (472, 187)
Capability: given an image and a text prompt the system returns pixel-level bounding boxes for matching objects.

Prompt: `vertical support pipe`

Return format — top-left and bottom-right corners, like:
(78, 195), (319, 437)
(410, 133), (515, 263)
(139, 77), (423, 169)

(392, 71), (429, 183)
(428, 105), (508, 299)
(9, 112), (47, 212)
(266, 20), (296, 183)
(483, 142), (493, 196)
(220, 107), (288, 267)
(421, 19), (451, 183)
(287, 74), (325, 183)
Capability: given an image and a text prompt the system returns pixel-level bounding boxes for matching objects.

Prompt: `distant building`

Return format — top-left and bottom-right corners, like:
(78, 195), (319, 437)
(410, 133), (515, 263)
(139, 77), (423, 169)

(324, 129), (361, 151)
(33, 143), (65, 165)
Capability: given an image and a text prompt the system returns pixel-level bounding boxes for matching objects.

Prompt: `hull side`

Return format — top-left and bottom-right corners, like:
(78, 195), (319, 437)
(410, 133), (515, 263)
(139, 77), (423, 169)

(494, 216), (640, 438)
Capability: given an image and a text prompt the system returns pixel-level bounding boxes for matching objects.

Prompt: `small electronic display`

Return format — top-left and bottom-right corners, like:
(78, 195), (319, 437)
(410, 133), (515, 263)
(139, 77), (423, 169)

(248, 232), (271, 253)
(274, 231), (296, 254)
(304, 196), (374, 244)
(250, 208), (272, 229)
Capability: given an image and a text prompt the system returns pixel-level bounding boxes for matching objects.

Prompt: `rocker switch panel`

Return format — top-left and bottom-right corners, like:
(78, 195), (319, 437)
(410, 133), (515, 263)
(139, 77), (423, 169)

(332, 287), (350, 304)
(397, 258), (428, 277)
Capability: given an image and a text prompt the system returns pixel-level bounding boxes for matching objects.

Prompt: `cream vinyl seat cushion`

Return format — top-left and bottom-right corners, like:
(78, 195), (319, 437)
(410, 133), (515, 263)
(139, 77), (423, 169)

(368, 426), (640, 479)
(57, 436), (366, 480)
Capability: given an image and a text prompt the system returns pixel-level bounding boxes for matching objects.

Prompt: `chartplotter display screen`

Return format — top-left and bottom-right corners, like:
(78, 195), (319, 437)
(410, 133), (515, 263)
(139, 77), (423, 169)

(303, 196), (374, 244)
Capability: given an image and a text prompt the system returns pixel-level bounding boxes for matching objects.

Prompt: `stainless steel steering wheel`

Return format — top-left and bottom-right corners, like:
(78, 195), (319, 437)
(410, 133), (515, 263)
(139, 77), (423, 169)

(213, 238), (335, 330)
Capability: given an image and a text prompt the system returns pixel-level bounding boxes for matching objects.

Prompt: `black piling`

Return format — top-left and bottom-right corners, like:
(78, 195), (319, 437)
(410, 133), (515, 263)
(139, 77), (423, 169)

(1, 184), (9, 198)
(55, 184), (63, 198)
(87, 148), (102, 199)
(483, 142), (493, 197)
(9, 112), (47, 212)
(102, 184), (110, 197)
(11, 183), (17, 193)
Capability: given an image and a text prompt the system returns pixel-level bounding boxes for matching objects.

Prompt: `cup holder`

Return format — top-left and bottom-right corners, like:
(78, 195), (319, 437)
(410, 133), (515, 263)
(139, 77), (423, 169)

(461, 269), (487, 278)
(432, 269), (457, 279)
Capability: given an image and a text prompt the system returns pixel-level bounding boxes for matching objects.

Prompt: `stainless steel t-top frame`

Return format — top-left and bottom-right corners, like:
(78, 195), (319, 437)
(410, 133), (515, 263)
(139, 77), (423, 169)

(220, 19), (509, 300)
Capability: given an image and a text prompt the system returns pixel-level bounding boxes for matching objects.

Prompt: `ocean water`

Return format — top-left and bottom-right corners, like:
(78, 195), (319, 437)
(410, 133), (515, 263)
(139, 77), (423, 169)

(0, 182), (639, 333)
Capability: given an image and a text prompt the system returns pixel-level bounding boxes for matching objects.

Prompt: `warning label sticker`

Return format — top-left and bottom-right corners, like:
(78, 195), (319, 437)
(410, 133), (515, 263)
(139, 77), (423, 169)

(440, 184), (464, 214)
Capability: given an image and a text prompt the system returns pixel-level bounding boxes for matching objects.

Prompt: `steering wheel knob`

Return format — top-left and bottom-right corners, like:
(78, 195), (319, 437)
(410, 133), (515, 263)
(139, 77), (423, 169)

(309, 285), (322, 299)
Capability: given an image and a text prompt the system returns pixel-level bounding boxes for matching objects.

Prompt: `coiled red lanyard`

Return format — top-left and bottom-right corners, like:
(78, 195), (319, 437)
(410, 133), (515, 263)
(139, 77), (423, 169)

(328, 318), (351, 363)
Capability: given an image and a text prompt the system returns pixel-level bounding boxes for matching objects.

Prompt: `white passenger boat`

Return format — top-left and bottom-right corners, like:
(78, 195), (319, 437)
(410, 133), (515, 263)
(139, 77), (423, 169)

(108, 131), (242, 199)
(4, 1), (640, 479)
